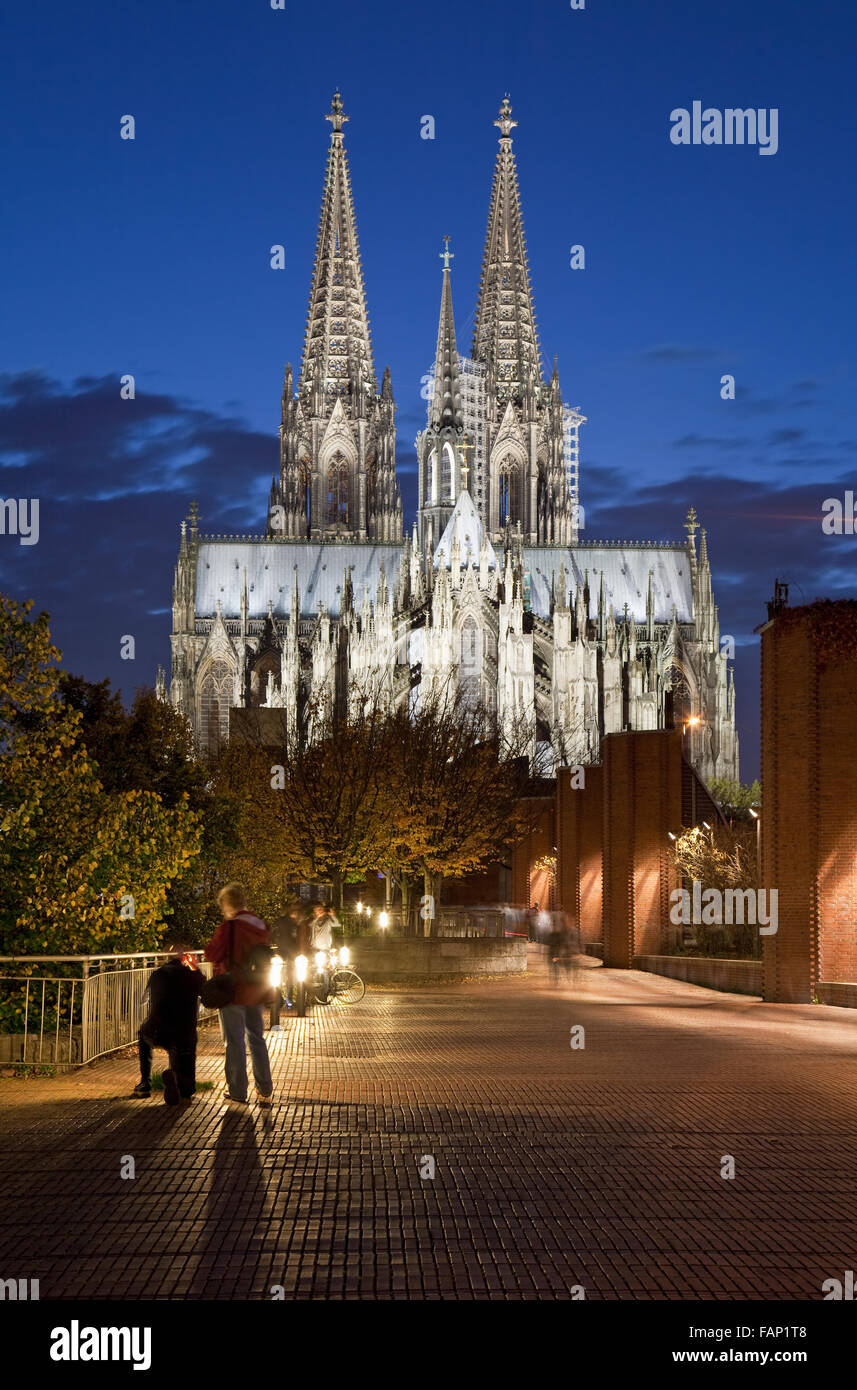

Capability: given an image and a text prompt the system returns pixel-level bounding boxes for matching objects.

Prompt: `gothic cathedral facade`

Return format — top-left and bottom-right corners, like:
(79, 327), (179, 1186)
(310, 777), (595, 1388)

(164, 94), (739, 785)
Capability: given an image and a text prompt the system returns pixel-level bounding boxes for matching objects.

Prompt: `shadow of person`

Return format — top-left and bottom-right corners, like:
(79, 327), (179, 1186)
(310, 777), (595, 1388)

(0, 1097), (203, 1299)
(185, 1105), (270, 1299)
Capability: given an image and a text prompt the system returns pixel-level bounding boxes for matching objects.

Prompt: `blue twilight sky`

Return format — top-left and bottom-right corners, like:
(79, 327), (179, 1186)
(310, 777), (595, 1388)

(2, 0), (856, 780)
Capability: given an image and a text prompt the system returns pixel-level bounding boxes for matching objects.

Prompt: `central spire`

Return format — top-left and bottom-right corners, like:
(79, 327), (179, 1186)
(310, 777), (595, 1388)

(430, 236), (463, 435)
(299, 91), (375, 399)
(472, 96), (543, 393)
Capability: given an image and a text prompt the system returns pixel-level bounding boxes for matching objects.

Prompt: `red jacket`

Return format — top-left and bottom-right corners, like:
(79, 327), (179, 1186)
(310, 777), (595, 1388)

(205, 911), (271, 1006)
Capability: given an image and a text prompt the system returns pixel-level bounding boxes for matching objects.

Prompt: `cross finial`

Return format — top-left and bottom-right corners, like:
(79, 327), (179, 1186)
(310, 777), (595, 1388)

(326, 91), (349, 137)
(495, 95), (517, 139)
(440, 235), (454, 271)
(684, 504), (699, 540)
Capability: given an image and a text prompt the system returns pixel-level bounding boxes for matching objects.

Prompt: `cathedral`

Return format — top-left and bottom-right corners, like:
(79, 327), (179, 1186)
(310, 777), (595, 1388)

(163, 93), (739, 785)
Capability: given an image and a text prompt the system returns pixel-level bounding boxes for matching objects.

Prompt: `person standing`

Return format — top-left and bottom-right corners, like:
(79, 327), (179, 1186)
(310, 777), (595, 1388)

(308, 901), (337, 1002)
(132, 944), (203, 1104)
(268, 900), (303, 1026)
(205, 883), (274, 1107)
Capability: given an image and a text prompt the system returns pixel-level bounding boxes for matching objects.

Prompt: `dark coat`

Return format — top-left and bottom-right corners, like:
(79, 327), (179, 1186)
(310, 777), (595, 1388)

(141, 957), (203, 1048)
(270, 913), (301, 956)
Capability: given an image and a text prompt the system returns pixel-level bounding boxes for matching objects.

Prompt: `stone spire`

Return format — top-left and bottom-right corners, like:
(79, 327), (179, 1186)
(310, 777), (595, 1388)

(417, 238), (467, 548)
(270, 93), (401, 542)
(472, 97), (543, 393)
(299, 91), (375, 398)
(430, 237), (463, 434)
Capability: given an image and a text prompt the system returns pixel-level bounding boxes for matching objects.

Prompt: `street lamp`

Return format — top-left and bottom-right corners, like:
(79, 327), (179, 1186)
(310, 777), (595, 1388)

(748, 806), (761, 885)
(379, 910), (389, 930)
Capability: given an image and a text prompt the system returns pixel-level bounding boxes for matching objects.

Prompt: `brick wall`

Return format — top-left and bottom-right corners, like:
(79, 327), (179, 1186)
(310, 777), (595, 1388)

(510, 797), (556, 907)
(602, 730), (683, 968)
(761, 602), (857, 1002)
(557, 764), (603, 945)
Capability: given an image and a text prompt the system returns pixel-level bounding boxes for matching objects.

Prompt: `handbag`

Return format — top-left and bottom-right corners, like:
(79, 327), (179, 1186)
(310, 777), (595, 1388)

(200, 921), (237, 1009)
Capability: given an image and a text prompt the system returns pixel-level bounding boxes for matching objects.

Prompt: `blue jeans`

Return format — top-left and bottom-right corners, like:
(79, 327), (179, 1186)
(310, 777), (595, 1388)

(221, 1004), (273, 1101)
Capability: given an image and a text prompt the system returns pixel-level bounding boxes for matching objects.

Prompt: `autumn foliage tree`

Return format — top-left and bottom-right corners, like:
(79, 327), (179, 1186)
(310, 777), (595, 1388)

(0, 598), (202, 958)
(223, 683), (540, 929)
(379, 690), (537, 932)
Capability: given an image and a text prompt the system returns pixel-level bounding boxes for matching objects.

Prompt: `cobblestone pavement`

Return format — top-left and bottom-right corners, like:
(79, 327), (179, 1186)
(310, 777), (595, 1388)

(2, 956), (857, 1301)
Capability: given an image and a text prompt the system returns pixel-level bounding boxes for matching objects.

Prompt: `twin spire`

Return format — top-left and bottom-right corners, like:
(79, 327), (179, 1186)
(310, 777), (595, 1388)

(302, 92), (541, 411)
(472, 96), (543, 391)
(300, 91), (375, 399)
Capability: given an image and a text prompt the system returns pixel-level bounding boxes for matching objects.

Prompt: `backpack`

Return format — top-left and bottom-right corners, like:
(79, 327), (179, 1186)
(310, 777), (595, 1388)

(240, 940), (274, 985)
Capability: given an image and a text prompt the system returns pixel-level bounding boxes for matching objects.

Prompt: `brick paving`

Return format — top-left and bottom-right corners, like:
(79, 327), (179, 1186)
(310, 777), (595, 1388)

(1, 954), (857, 1300)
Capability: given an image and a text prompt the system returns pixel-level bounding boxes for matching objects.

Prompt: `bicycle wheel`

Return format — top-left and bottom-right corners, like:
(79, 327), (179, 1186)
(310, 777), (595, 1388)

(330, 969), (364, 1004)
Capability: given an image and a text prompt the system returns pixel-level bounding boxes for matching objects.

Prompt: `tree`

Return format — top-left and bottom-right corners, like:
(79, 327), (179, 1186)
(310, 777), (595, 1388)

(221, 694), (393, 911)
(708, 777), (762, 821)
(0, 598), (203, 961)
(58, 676), (238, 943)
(379, 689), (537, 932)
(672, 821), (760, 957)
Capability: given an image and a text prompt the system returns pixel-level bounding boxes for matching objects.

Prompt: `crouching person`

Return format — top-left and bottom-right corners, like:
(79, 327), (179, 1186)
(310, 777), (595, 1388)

(205, 883), (274, 1108)
(133, 944), (204, 1104)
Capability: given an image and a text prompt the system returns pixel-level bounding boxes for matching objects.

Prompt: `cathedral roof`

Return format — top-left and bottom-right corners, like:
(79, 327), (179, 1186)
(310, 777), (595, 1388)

(195, 540), (402, 620)
(433, 488), (497, 570)
(523, 545), (693, 624)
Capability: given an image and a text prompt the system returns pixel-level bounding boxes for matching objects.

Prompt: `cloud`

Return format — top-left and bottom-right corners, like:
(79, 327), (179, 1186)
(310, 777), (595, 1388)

(768, 428), (805, 445)
(673, 433), (753, 450)
(638, 345), (720, 363)
(0, 370), (276, 520)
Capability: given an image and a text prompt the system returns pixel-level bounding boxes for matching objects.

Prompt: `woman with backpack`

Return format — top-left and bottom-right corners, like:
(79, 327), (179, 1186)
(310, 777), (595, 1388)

(204, 882), (274, 1107)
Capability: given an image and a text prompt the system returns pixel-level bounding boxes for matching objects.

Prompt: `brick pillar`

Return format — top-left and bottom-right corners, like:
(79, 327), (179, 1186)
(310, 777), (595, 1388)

(602, 730), (683, 968)
(761, 601), (857, 1002)
(556, 764), (603, 945)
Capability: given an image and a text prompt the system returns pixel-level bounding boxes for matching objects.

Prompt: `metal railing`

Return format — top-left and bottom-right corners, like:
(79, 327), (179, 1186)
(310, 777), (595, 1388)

(339, 906), (526, 939)
(0, 952), (214, 1071)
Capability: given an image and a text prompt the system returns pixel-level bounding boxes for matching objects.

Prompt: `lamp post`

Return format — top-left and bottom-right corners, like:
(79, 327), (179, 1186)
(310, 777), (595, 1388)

(748, 807), (761, 886)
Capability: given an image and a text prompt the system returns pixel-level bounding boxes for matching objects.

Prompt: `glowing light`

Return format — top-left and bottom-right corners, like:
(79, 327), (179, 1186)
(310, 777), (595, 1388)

(339, 946), (350, 966)
(295, 954), (308, 982)
(379, 910), (389, 929)
(269, 954), (283, 988)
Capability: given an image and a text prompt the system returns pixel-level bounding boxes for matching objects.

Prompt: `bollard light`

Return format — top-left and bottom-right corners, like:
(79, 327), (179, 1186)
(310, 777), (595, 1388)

(379, 910), (389, 930)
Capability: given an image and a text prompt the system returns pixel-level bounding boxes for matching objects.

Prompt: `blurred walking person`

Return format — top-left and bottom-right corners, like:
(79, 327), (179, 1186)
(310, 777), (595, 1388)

(268, 899), (304, 1025)
(205, 883), (274, 1107)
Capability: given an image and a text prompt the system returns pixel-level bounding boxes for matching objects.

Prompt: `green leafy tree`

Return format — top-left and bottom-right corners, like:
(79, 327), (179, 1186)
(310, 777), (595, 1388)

(0, 598), (203, 960)
(707, 777), (761, 821)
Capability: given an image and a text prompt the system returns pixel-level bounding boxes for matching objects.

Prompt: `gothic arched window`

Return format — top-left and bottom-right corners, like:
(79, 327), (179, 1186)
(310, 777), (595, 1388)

(366, 456), (378, 516)
(441, 443), (454, 501)
(498, 460), (521, 529)
(299, 461), (311, 533)
(199, 659), (233, 756)
(326, 455), (349, 527)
